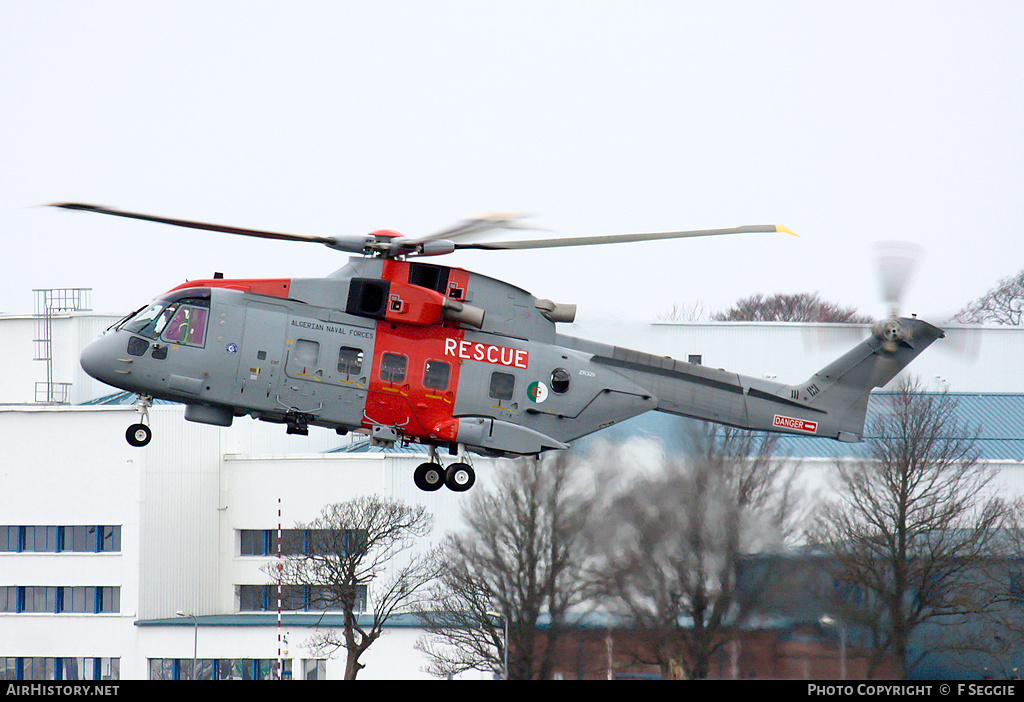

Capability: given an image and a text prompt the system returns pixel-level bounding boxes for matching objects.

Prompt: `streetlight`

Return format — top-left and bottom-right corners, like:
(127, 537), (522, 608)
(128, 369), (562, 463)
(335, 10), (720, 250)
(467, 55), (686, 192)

(176, 610), (198, 680)
(819, 614), (847, 680)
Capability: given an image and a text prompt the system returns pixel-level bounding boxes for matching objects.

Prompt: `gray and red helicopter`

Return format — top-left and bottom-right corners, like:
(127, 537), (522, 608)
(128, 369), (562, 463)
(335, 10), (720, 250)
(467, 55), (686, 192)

(56, 203), (943, 492)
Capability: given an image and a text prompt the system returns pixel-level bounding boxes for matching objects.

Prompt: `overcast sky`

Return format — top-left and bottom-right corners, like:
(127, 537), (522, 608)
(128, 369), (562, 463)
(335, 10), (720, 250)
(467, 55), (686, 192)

(3, 1), (1022, 327)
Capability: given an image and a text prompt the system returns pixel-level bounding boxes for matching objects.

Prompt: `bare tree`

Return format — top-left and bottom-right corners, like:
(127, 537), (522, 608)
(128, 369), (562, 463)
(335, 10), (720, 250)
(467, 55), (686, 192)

(416, 453), (596, 679)
(714, 292), (873, 323)
(269, 496), (441, 680)
(807, 378), (1009, 678)
(950, 499), (1024, 678)
(955, 268), (1024, 325)
(657, 301), (709, 322)
(589, 421), (801, 679)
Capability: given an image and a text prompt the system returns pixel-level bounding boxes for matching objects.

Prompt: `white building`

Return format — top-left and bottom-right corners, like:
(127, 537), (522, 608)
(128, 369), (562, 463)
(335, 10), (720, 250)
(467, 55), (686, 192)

(2, 301), (1022, 680)
(1, 398), (490, 680)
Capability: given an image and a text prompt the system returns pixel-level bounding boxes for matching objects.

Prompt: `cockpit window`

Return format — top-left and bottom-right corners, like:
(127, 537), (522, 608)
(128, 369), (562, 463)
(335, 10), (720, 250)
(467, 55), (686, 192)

(119, 298), (210, 347)
(120, 302), (174, 338)
(161, 305), (209, 347)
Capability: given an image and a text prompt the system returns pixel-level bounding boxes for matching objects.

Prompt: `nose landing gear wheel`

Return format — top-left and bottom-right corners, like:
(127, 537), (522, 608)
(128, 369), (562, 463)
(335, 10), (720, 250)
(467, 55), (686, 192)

(126, 423), (152, 447)
(414, 462), (445, 492)
(445, 463), (475, 492)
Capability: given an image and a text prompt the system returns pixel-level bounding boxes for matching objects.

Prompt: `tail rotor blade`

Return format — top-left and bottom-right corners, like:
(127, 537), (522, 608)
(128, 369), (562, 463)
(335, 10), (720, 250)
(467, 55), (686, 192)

(873, 240), (923, 317)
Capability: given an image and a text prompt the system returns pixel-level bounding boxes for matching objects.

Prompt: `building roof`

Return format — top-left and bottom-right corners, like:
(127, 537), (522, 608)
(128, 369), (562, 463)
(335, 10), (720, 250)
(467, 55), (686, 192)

(135, 612), (430, 628)
(601, 392), (1024, 463)
(779, 392), (1024, 461)
(325, 437), (428, 455)
(79, 391), (177, 406)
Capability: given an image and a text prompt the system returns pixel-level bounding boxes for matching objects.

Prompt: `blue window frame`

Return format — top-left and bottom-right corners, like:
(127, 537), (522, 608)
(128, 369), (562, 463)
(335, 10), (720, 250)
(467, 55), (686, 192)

(0, 586), (119, 614)
(2, 658), (120, 681)
(0, 526), (121, 553)
(148, 658), (293, 680)
(239, 528), (365, 557)
(238, 583), (366, 613)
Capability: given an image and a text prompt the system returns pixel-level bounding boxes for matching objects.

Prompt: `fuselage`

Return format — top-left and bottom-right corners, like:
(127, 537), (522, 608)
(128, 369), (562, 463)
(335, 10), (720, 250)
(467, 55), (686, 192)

(80, 256), (945, 458)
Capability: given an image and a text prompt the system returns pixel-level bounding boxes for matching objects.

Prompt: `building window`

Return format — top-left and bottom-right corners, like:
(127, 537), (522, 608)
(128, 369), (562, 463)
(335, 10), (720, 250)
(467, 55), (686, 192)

(0, 657), (122, 681)
(1, 587), (18, 612)
(61, 658), (120, 681)
(1, 526), (18, 552)
(239, 529), (266, 556)
(0, 586), (119, 614)
(280, 529), (305, 556)
(302, 659), (326, 680)
(21, 658), (56, 681)
(240, 528), (365, 557)
(1, 658), (17, 680)
(65, 526), (92, 552)
(1010, 569), (1024, 603)
(24, 526), (58, 552)
(149, 658), (295, 680)
(238, 584), (366, 613)
(97, 586), (119, 613)
(23, 586), (56, 613)
(61, 587), (92, 613)
(0, 525), (121, 553)
(238, 585), (266, 612)
(100, 526), (121, 552)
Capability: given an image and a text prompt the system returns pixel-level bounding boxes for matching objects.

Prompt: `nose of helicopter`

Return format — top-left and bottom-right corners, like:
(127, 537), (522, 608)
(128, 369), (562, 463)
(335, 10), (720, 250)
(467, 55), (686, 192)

(80, 332), (125, 387)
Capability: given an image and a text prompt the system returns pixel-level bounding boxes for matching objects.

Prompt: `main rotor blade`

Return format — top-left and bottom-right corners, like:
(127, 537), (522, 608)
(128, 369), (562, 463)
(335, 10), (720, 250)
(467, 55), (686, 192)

(453, 224), (796, 250)
(409, 213), (541, 245)
(49, 202), (339, 247)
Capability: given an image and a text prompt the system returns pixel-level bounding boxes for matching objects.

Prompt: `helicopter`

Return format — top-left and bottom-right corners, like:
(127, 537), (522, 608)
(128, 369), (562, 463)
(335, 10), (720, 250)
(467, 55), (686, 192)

(55, 203), (944, 492)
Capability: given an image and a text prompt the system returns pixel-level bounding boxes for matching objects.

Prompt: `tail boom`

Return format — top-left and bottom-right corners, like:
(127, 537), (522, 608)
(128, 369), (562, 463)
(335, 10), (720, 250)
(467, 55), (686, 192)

(563, 317), (944, 442)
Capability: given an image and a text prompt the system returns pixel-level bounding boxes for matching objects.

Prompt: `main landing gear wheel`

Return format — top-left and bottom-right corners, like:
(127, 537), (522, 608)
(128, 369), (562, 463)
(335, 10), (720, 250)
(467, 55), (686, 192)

(126, 423), (152, 447)
(414, 462), (445, 492)
(444, 463), (475, 492)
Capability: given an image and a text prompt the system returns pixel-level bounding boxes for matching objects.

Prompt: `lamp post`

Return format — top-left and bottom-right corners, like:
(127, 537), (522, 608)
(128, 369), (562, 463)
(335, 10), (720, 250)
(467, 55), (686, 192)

(819, 614), (846, 679)
(176, 610), (198, 680)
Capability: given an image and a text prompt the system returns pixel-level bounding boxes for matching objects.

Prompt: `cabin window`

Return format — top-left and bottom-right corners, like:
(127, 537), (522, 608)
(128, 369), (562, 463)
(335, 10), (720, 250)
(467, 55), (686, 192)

(380, 353), (407, 383)
(294, 339), (320, 367)
(337, 346), (364, 376)
(550, 368), (571, 394)
(423, 360), (451, 390)
(489, 371), (515, 401)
